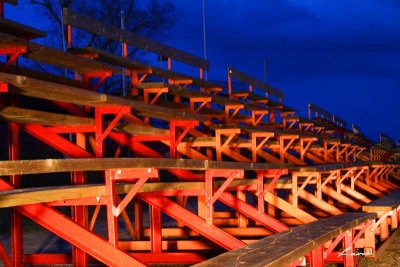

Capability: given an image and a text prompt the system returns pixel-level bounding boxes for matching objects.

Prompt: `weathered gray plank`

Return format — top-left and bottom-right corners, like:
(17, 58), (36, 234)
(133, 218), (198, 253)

(0, 105), (93, 126)
(0, 17), (46, 38)
(194, 212), (377, 267)
(228, 67), (284, 99)
(0, 158), (291, 176)
(308, 103), (332, 119)
(0, 71), (205, 122)
(63, 9), (209, 70)
(0, 33), (120, 74)
(363, 189), (400, 212)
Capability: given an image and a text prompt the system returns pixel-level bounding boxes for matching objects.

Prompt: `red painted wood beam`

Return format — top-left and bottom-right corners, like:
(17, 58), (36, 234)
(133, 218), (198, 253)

(22, 124), (93, 158)
(138, 194), (245, 250)
(0, 241), (12, 267)
(109, 132), (203, 180)
(0, 180), (145, 267)
(218, 192), (289, 232)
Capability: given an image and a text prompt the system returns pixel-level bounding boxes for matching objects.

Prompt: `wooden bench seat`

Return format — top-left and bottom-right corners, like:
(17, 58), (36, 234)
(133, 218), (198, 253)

(280, 105), (296, 116)
(228, 67), (284, 100)
(0, 105), (170, 137)
(0, 158), (291, 176)
(69, 47), (222, 91)
(194, 212), (377, 267)
(211, 94), (244, 107)
(0, 105), (93, 126)
(363, 189), (400, 212)
(0, 33), (120, 74)
(0, 17), (47, 39)
(197, 107), (226, 118)
(63, 9), (209, 71)
(247, 91), (269, 104)
(69, 47), (151, 72)
(113, 123), (169, 136)
(0, 63), (83, 88)
(244, 103), (268, 111)
(153, 99), (189, 111)
(293, 162), (369, 173)
(0, 72), (205, 122)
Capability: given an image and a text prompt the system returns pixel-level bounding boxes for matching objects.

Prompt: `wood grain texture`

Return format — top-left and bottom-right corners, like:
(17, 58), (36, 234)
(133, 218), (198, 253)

(363, 189), (400, 212)
(69, 47), (221, 89)
(0, 33), (120, 74)
(0, 71), (204, 122)
(63, 9), (209, 70)
(194, 212), (377, 267)
(228, 67), (284, 99)
(0, 158), (291, 176)
(308, 103), (332, 119)
(0, 17), (46, 38)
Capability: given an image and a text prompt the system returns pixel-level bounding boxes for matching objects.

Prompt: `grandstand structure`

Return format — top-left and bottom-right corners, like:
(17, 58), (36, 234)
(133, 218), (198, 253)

(0, 1), (399, 266)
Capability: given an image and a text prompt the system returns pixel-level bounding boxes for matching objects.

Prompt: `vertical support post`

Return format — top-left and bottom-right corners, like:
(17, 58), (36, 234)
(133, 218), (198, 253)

(71, 171), (88, 266)
(227, 70), (232, 97)
(0, 1), (4, 17)
(279, 137), (285, 163)
(167, 57), (172, 71)
(8, 95), (22, 267)
(267, 189), (276, 217)
(310, 245), (324, 267)
(343, 230), (355, 267)
(215, 130), (222, 161)
(270, 109), (275, 123)
(364, 220), (375, 257)
(9, 119), (22, 267)
(257, 171), (265, 214)
(169, 120), (176, 158)
(67, 25), (72, 48)
(316, 173), (322, 199)
(134, 201), (143, 240)
(292, 174), (298, 208)
(205, 170), (213, 224)
(380, 216), (389, 241)
(150, 205), (162, 253)
(237, 190), (247, 227)
(95, 108), (104, 158)
(130, 71), (139, 96)
(105, 170), (119, 247)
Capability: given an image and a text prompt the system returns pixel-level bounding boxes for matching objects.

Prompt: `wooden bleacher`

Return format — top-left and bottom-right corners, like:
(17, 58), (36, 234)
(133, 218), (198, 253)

(0, 33), (120, 74)
(194, 212), (377, 267)
(0, 3), (398, 267)
(0, 17), (46, 39)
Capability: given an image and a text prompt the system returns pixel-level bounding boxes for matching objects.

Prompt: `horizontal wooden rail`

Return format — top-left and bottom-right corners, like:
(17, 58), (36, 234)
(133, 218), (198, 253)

(194, 212), (377, 267)
(228, 67), (284, 99)
(0, 158), (291, 176)
(63, 9), (209, 70)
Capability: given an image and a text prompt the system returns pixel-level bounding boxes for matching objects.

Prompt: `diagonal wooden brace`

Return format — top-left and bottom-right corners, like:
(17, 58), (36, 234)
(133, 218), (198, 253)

(352, 220), (372, 245)
(0, 46), (27, 70)
(169, 120), (199, 157)
(114, 176), (149, 217)
(96, 106), (131, 144)
(83, 71), (112, 91)
(324, 233), (345, 259)
(0, 240), (12, 267)
(206, 170), (243, 206)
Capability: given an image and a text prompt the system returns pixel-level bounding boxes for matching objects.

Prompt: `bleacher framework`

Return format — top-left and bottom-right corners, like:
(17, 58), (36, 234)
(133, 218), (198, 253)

(0, 1), (399, 266)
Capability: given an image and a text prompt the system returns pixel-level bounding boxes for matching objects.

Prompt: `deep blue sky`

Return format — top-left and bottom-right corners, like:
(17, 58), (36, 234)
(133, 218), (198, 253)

(166, 0), (400, 142)
(5, 1), (400, 142)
